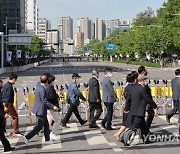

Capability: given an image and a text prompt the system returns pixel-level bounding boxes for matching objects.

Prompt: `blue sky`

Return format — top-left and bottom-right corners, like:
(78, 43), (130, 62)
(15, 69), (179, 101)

(37, 0), (167, 31)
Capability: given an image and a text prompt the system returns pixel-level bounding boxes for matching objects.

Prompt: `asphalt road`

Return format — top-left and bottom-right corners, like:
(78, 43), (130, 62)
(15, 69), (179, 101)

(0, 60), (179, 154)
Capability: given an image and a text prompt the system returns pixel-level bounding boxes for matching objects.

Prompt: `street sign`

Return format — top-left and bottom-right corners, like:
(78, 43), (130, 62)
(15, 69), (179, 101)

(135, 53), (139, 59)
(7, 51), (12, 62)
(8, 34), (31, 45)
(25, 51), (30, 59)
(106, 44), (116, 50)
(16, 50), (22, 59)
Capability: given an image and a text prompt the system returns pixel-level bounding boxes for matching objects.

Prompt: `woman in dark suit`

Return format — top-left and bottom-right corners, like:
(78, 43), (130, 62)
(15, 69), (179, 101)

(114, 73), (136, 140)
(46, 75), (61, 141)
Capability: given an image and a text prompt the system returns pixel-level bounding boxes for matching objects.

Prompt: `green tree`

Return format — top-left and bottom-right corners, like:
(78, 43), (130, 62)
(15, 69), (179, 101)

(28, 36), (44, 55)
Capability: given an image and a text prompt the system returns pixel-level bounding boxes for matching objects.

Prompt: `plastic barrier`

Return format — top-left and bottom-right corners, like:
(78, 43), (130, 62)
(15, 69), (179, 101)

(23, 81), (173, 124)
(13, 88), (18, 112)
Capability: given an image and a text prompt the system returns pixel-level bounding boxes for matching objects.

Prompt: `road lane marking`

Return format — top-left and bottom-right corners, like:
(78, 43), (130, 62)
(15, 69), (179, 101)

(158, 115), (178, 124)
(108, 142), (117, 146)
(41, 135), (62, 150)
(113, 148), (123, 152)
(159, 124), (179, 136)
(158, 115), (179, 136)
(84, 130), (108, 145)
(62, 123), (78, 133)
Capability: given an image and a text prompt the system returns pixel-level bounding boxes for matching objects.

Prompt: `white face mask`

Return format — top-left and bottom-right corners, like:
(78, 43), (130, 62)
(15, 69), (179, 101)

(108, 73), (113, 78)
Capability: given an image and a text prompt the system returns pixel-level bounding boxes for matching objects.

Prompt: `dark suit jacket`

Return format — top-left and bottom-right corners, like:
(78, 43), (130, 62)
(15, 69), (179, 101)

(124, 84), (134, 111)
(102, 77), (117, 103)
(171, 77), (180, 101)
(32, 84), (54, 117)
(124, 84), (134, 99)
(2, 82), (14, 106)
(46, 85), (59, 108)
(67, 82), (86, 106)
(126, 84), (157, 117)
(88, 77), (101, 103)
(0, 88), (5, 118)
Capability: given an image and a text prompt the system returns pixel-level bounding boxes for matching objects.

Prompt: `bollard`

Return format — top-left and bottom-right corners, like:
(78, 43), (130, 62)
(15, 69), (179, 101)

(162, 80), (168, 114)
(154, 80), (159, 116)
(58, 85), (65, 119)
(23, 87), (29, 124)
(84, 83), (89, 122)
(117, 81), (123, 118)
(14, 87), (18, 112)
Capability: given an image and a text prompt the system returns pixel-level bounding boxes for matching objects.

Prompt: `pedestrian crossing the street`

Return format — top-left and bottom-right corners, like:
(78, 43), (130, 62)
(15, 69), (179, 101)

(0, 115), (179, 153)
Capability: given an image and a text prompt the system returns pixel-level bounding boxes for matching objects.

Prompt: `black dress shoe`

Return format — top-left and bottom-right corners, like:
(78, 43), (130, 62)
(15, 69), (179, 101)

(4, 147), (15, 152)
(81, 120), (87, 126)
(106, 127), (116, 130)
(101, 121), (106, 128)
(94, 123), (100, 129)
(89, 124), (97, 128)
(89, 123), (100, 129)
(61, 123), (70, 128)
(166, 115), (170, 123)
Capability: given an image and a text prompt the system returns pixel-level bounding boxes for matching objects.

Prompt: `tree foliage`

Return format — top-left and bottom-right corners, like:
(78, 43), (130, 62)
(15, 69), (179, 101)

(28, 35), (44, 55)
(89, 0), (180, 59)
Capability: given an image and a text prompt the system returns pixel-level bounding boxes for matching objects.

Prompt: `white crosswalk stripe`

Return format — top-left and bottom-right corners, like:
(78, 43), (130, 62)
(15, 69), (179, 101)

(41, 135), (62, 150)
(1, 115), (180, 153)
(158, 115), (179, 136)
(62, 123), (79, 133)
(84, 130), (108, 145)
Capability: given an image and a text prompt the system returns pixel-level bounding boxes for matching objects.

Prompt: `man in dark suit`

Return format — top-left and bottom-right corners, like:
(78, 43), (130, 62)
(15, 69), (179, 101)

(0, 79), (15, 152)
(101, 68), (119, 130)
(126, 74), (157, 143)
(88, 70), (102, 128)
(23, 74), (59, 145)
(61, 73), (87, 127)
(138, 66), (155, 129)
(166, 69), (180, 123)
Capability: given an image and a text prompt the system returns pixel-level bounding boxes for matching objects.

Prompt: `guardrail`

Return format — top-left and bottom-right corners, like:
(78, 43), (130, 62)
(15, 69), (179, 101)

(0, 59), (49, 75)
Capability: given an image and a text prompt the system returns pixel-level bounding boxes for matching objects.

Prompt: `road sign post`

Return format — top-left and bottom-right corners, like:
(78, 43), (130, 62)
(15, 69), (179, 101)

(0, 32), (4, 68)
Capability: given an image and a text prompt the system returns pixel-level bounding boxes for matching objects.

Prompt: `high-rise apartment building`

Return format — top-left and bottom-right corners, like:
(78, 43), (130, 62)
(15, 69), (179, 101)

(47, 29), (59, 53)
(95, 18), (106, 41)
(77, 32), (84, 49)
(78, 17), (91, 40)
(57, 16), (73, 52)
(58, 16), (73, 41)
(0, 0), (27, 33)
(105, 19), (131, 36)
(37, 18), (51, 43)
(27, 0), (39, 35)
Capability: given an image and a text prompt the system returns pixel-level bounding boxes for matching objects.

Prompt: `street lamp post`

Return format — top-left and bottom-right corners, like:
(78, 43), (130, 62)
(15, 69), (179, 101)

(0, 32), (4, 68)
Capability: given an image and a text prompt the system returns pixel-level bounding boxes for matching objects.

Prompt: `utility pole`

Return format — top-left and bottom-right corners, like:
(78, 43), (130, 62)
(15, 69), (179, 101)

(0, 32), (4, 68)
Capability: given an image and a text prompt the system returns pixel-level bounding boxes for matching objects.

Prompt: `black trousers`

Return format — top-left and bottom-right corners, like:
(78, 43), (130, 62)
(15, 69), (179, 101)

(167, 100), (180, 122)
(146, 106), (155, 128)
(62, 103), (84, 125)
(130, 115), (150, 139)
(0, 117), (11, 151)
(89, 102), (102, 124)
(26, 116), (50, 141)
(102, 102), (114, 128)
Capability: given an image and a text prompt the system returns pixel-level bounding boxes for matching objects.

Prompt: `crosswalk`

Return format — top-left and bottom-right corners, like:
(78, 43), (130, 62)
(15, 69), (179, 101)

(0, 116), (179, 153)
